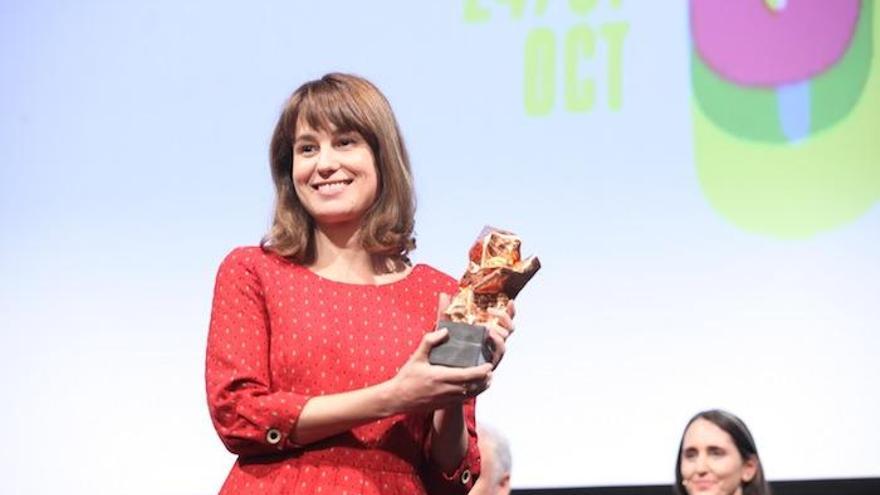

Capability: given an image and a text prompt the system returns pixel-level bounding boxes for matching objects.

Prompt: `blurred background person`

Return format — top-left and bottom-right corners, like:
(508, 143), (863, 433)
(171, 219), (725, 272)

(674, 409), (771, 495)
(470, 423), (512, 495)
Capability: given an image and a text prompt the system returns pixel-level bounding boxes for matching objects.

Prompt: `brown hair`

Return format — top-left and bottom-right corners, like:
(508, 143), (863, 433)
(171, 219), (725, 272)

(674, 409), (772, 495)
(261, 73), (416, 264)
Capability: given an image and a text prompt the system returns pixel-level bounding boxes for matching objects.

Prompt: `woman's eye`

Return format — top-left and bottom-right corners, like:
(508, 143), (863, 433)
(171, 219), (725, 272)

(336, 133), (362, 147)
(298, 144), (316, 154)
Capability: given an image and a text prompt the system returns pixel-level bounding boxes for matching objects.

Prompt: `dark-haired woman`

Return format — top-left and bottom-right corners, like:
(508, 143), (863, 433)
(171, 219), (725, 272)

(675, 409), (772, 495)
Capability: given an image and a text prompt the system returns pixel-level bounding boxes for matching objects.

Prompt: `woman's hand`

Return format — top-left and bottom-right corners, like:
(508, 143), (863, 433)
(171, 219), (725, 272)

(436, 292), (516, 368)
(484, 299), (515, 368)
(387, 328), (493, 414)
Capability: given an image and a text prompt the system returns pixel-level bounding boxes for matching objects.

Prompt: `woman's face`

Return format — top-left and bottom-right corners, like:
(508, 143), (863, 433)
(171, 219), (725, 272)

(680, 418), (757, 495)
(292, 120), (378, 230)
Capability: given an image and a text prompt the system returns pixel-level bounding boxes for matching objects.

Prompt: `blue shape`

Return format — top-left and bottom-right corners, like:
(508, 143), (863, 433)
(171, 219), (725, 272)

(777, 81), (812, 143)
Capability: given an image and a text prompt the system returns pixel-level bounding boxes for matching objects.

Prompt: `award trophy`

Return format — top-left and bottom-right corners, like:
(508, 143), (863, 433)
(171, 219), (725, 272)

(429, 226), (541, 368)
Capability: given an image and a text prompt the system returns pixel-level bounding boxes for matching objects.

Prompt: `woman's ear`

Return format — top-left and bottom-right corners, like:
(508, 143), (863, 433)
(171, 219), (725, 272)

(741, 455), (759, 483)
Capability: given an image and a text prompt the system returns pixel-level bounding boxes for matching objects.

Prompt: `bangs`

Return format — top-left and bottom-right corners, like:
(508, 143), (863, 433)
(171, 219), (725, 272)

(283, 81), (374, 140)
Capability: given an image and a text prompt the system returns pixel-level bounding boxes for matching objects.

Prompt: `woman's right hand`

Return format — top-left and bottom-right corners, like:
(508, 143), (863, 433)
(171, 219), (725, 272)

(387, 328), (493, 414)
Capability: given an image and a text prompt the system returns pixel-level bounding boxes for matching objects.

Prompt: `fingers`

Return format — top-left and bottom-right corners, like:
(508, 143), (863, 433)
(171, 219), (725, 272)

(433, 365), (493, 402)
(488, 306), (514, 330)
(461, 376), (492, 397)
(486, 307), (514, 340)
(486, 330), (506, 368)
(452, 370), (493, 399)
(486, 320), (511, 340)
(414, 328), (449, 359)
(423, 366), (492, 405)
(435, 362), (493, 383)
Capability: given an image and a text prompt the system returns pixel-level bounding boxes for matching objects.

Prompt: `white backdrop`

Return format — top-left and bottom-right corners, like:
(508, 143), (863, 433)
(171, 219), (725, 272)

(2, 1), (879, 493)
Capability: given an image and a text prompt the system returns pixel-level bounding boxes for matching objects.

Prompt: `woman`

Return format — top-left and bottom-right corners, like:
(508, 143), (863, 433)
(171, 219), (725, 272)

(675, 410), (772, 495)
(205, 73), (514, 495)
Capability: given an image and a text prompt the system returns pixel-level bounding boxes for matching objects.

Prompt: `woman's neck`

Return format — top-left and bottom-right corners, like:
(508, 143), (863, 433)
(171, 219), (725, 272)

(310, 223), (409, 284)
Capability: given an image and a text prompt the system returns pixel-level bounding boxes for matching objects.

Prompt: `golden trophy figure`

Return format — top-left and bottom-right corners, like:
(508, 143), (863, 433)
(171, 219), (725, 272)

(429, 226), (541, 367)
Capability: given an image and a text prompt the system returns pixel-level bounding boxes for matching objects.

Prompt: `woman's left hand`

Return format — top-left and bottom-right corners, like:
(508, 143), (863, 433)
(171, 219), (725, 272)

(484, 300), (515, 368)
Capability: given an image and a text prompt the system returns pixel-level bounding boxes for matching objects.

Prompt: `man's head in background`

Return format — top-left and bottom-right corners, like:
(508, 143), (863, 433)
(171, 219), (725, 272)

(471, 424), (512, 495)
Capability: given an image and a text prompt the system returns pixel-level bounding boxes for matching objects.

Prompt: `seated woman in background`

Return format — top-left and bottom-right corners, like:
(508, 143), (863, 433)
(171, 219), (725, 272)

(674, 409), (772, 495)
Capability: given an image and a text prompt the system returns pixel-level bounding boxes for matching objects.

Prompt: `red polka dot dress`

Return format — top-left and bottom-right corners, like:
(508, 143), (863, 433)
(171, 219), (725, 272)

(206, 247), (481, 495)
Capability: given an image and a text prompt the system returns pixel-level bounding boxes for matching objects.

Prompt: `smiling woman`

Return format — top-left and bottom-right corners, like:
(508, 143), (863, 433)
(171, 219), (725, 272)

(675, 410), (772, 495)
(204, 73), (516, 495)
(265, 74), (416, 267)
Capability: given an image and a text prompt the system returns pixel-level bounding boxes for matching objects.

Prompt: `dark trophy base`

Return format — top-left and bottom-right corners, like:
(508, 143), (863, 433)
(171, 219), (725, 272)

(428, 321), (494, 368)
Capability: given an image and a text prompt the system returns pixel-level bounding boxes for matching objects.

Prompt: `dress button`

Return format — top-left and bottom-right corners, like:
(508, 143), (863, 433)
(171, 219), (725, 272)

(266, 428), (282, 445)
(460, 469), (471, 485)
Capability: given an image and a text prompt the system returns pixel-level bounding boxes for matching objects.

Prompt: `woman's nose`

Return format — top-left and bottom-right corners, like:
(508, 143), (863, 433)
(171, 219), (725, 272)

(694, 455), (709, 473)
(316, 148), (340, 176)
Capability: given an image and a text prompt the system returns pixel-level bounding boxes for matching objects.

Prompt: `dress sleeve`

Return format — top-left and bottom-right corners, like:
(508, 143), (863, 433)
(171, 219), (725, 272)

(205, 247), (310, 457)
(421, 398), (481, 494)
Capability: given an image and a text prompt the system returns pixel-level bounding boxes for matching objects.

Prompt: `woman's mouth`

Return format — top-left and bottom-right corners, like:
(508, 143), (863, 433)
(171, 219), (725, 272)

(312, 179), (353, 195)
(690, 479), (717, 491)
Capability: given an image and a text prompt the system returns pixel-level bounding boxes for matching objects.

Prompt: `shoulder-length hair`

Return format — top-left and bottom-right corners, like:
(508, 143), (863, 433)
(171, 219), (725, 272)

(674, 409), (772, 495)
(261, 73), (416, 264)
